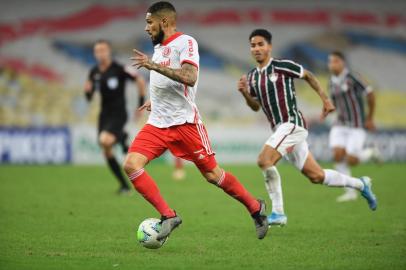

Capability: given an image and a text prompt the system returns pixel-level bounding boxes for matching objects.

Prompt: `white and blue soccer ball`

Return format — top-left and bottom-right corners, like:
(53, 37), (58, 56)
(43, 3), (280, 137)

(137, 218), (167, 249)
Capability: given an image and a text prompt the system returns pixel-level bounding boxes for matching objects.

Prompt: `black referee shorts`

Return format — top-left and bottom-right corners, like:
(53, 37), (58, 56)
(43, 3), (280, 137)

(98, 113), (127, 141)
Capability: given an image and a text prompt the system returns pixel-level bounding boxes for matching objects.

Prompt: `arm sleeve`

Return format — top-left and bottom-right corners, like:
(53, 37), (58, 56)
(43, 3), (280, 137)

(274, 60), (304, 79)
(179, 36), (199, 69)
(247, 72), (258, 99)
(352, 73), (373, 94)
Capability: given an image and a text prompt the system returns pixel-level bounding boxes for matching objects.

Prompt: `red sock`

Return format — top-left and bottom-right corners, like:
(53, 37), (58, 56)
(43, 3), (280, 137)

(218, 171), (260, 214)
(128, 169), (176, 218)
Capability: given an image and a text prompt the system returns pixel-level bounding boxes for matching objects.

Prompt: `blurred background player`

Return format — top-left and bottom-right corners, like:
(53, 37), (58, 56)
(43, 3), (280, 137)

(237, 29), (378, 226)
(327, 51), (382, 202)
(84, 39), (146, 195)
(173, 157), (186, 180)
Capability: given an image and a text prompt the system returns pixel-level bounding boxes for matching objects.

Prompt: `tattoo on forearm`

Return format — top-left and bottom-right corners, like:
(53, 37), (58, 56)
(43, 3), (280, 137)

(151, 62), (197, 86)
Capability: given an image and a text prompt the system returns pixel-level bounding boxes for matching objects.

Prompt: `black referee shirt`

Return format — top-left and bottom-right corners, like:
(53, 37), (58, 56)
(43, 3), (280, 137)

(88, 61), (136, 116)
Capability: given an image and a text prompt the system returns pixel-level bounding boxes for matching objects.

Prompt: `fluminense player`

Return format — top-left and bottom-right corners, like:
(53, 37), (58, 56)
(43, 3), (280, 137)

(85, 40), (146, 195)
(328, 51), (381, 202)
(124, 2), (269, 240)
(236, 29), (377, 226)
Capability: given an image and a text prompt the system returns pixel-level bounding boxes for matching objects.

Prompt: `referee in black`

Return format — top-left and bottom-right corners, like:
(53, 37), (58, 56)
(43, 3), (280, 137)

(84, 39), (146, 194)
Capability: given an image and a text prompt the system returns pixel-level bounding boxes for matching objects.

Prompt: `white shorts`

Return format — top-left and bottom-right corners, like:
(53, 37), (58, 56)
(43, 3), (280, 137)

(329, 126), (366, 157)
(265, 122), (309, 170)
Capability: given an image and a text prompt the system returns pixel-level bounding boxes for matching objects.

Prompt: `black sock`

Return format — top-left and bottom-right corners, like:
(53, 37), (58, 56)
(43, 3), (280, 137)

(120, 132), (129, 154)
(107, 156), (130, 189)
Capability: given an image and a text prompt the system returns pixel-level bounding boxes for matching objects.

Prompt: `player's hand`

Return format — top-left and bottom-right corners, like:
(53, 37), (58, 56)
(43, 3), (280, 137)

(84, 80), (92, 93)
(365, 118), (376, 131)
(321, 99), (335, 121)
(238, 75), (249, 94)
(131, 49), (154, 70)
(138, 100), (151, 112)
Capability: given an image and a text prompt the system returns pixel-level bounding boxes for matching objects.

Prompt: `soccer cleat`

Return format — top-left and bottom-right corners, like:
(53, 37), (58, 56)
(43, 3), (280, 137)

(336, 188), (358, 202)
(267, 212), (287, 227)
(359, 177), (377, 211)
(251, 200), (269, 239)
(156, 214), (182, 240)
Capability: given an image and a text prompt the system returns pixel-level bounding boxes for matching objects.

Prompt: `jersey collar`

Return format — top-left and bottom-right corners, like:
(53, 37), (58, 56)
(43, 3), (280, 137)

(331, 68), (349, 83)
(161, 32), (183, 46)
(257, 57), (273, 72)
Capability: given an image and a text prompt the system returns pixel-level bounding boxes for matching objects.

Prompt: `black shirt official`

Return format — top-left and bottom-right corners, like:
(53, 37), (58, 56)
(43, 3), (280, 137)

(84, 39), (146, 194)
(88, 61), (137, 139)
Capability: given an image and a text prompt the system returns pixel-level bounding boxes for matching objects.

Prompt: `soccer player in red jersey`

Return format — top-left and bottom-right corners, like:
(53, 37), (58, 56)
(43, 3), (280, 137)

(124, 2), (269, 240)
(237, 29), (377, 226)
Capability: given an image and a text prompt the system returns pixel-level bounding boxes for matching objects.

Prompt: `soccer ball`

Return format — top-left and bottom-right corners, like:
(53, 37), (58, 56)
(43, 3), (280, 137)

(137, 218), (167, 249)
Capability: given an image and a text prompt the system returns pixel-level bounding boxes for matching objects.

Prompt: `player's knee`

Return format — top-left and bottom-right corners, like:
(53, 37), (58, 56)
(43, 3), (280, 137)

(347, 155), (359, 166)
(99, 138), (113, 149)
(202, 167), (223, 185)
(204, 172), (218, 184)
(257, 155), (272, 170)
(333, 152), (345, 162)
(123, 155), (144, 175)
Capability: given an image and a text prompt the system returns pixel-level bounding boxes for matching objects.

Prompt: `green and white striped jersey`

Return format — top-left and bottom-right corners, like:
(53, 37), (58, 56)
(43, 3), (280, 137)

(247, 58), (306, 129)
(328, 69), (372, 128)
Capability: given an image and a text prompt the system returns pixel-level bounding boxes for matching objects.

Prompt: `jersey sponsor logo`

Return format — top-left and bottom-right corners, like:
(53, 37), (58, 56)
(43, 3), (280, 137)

(162, 46), (171, 57)
(187, 39), (194, 57)
(107, 77), (118, 90)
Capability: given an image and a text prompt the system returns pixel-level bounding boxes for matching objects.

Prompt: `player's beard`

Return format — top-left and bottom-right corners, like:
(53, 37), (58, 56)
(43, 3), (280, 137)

(152, 26), (165, 45)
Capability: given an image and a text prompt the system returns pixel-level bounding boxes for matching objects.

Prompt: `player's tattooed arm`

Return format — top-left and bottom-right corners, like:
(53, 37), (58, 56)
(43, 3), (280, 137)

(131, 49), (197, 87)
(302, 69), (335, 120)
(152, 62), (197, 87)
(237, 75), (260, 111)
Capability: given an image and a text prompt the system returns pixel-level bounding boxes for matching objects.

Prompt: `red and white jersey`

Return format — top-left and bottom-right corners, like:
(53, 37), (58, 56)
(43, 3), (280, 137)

(147, 32), (201, 128)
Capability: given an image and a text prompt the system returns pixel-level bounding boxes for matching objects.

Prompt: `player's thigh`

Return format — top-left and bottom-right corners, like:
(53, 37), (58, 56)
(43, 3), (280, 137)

(257, 144), (282, 169)
(99, 131), (116, 147)
(346, 128), (366, 162)
(301, 152), (325, 184)
(333, 147), (346, 162)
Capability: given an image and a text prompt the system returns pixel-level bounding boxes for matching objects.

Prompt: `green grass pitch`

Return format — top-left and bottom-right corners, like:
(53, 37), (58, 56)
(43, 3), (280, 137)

(1, 163), (405, 270)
